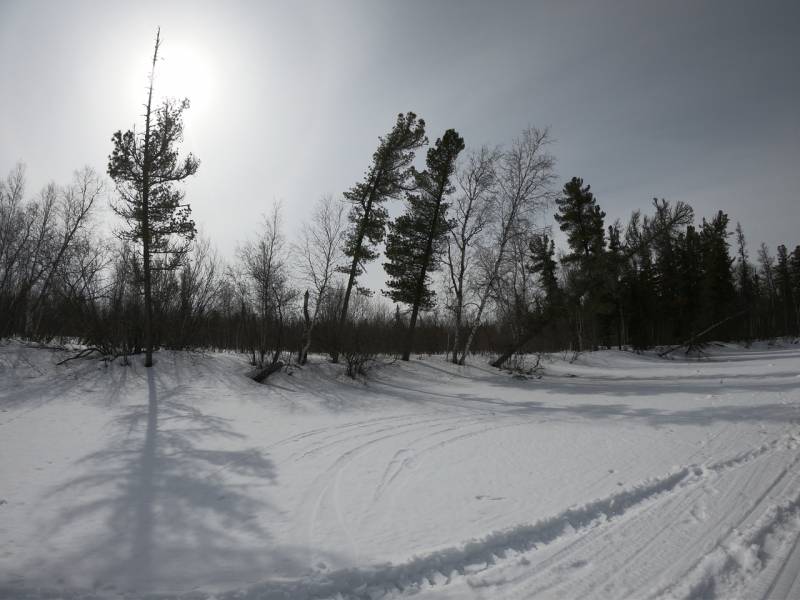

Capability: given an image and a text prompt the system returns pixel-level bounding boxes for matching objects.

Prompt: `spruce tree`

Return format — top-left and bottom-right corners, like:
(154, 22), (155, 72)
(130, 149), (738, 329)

(384, 129), (464, 361)
(332, 112), (427, 362)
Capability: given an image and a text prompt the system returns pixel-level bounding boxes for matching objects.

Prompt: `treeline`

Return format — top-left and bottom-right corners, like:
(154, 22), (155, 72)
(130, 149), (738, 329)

(2, 154), (797, 375)
(2, 32), (797, 375)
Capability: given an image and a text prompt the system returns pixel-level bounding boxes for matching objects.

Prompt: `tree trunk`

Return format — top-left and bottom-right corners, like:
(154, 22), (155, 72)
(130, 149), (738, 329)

(299, 289), (311, 365)
(658, 310), (745, 357)
(402, 183), (446, 361)
(451, 295), (462, 364)
(491, 330), (537, 369)
(142, 29), (160, 368)
(333, 172), (381, 363)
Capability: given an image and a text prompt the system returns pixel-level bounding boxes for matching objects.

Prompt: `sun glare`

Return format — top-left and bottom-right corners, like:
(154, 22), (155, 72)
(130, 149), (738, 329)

(154, 40), (215, 113)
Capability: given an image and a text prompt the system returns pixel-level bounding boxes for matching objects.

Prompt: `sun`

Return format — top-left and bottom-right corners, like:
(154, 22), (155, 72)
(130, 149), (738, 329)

(153, 40), (215, 113)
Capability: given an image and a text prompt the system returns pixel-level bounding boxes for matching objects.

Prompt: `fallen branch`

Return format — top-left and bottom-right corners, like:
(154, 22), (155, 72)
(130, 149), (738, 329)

(56, 347), (107, 365)
(658, 311), (746, 358)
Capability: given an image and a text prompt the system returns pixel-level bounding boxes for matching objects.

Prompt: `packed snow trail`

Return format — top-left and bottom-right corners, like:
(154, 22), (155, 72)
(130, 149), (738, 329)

(1, 341), (799, 599)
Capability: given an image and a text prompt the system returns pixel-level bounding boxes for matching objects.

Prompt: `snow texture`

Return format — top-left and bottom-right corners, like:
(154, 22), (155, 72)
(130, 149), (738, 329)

(1, 340), (800, 599)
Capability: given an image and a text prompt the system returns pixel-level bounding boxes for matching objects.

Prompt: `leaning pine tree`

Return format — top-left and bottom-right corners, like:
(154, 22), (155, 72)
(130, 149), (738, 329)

(332, 112), (427, 362)
(107, 28), (199, 367)
(384, 129), (465, 361)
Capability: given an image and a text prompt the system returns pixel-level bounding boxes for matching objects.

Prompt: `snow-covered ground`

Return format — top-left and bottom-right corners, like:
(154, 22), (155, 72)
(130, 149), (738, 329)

(1, 340), (800, 599)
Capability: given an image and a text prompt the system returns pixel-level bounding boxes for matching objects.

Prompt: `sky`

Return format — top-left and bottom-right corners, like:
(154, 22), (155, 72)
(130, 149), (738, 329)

(1, 0), (799, 292)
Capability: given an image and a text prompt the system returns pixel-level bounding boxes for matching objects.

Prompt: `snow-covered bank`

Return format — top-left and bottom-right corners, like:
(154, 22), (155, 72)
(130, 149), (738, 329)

(1, 341), (799, 599)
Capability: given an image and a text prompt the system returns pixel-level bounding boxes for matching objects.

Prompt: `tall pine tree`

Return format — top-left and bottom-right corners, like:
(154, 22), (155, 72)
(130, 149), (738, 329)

(554, 177), (606, 349)
(384, 129), (464, 361)
(333, 112), (427, 362)
(108, 29), (199, 367)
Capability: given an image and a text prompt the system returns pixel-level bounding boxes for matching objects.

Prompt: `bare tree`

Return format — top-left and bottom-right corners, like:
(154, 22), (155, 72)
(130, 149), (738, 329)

(296, 195), (345, 364)
(445, 146), (499, 363)
(457, 127), (556, 364)
(239, 204), (296, 378)
(757, 243), (777, 336)
(175, 235), (223, 347)
(27, 167), (104, 337)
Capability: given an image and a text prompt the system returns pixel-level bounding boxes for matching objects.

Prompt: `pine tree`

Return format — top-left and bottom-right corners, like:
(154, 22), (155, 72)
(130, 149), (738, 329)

(107, 28), (199, 367)
(699, 211), (735, 332)
(775, 245), (796, 335)
(384, 129), (464, 361)
(332, 112), (427, 362)
(789, 246), (800, 336)
(528, 232), (560, 308)
(554, 177), (605, 264)
(554, 177), (606, 349)
(734, 222), (755, 341)
(676, 224), (704, 340)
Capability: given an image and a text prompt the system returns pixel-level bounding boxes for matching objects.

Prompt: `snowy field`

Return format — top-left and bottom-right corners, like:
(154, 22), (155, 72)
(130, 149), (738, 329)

(1, 341), (800, 599)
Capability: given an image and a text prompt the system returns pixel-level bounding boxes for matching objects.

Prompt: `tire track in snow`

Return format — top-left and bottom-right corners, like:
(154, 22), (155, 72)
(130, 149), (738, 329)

(218, 463), (705, 600)
(303, 413), (489, 569)
(467, 431), (800, 599)
(651, 451), (800, 599)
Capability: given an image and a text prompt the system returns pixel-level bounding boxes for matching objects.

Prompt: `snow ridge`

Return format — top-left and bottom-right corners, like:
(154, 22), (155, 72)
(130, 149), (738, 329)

(213, 467), (697, 600)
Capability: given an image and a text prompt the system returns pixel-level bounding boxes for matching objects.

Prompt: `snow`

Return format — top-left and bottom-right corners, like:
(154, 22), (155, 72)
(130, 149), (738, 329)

(1, 340), (799, 599)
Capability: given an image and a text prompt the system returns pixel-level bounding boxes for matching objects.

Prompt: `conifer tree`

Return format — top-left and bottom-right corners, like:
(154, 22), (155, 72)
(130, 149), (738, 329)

(555, 177), (606, 264)
(554, 177), (606, 349)
(699, 211), (735, 330)
(775, 245), (796, 335)
(528, 232), (560, 309)
(677, 224), (704, 339)
(333, 112), (427, 362)
(734, 222), (755, 341)
(789, 246), (800, 335)
(108, 28), (199, 367)
(384, 129), (464, 361)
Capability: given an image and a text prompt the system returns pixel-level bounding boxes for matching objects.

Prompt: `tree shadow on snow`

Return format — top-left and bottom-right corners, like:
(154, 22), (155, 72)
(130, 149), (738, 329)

(17, 366), (325, 596)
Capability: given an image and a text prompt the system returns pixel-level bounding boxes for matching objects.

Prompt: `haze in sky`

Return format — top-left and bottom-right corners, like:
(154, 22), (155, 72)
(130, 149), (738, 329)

(2, 0), (798, 291)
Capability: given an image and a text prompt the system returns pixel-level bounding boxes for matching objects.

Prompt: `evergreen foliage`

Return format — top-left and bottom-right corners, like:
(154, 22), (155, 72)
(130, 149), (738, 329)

(107, 29), (199, 367)
(384, 129), (465, 360)
(333, 112), (427, 361)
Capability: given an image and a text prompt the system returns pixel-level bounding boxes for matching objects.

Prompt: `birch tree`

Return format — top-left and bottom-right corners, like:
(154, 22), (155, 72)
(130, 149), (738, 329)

(457, 127), (555, 365)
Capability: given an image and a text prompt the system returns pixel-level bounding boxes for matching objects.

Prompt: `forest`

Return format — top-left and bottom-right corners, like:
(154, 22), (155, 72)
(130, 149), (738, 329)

(1, 34), (798, 379)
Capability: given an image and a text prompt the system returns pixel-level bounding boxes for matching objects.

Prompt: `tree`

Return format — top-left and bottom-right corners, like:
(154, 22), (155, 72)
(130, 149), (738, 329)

(239, 204), (295, 376)
(333, 112), (427, 362)
(553, 177), (607, 349)
(554, 177), (606, 265)
(734, 222), (755, 342)
(296, 195), (345, 364)
(775, 244), (795, 335)
(107, 28), (199, 367)
(699, 211), (735, 330)
(384, 129), (465, 361)
(528, 232), (559, 307)
(444, 146), (498, 363)
(757, 243), (777, 337)
(789, 246), (800, 336)
(459, 127), (555, 365)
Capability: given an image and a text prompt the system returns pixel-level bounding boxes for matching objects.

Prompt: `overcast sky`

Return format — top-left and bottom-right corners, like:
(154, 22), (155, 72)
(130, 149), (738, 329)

(1, 0), (798, 289)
